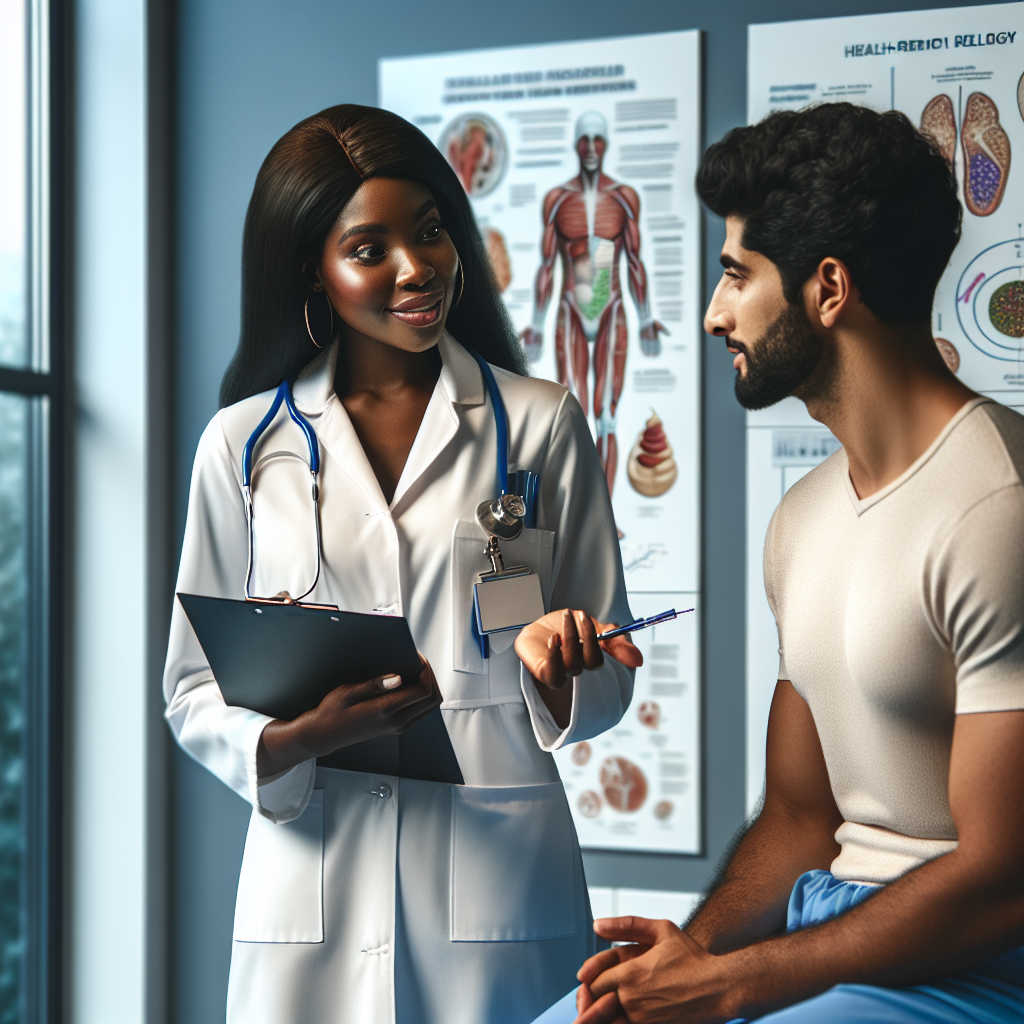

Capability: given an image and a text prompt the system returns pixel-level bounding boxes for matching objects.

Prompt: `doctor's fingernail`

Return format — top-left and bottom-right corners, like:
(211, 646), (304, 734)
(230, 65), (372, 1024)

(382, 674), (402, 690)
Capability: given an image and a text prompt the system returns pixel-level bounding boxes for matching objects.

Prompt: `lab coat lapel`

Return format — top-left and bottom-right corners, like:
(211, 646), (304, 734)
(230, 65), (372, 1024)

(290, 333), (487, 512)
(291, 341), (390, 510)
(317, 399), (391, 510)
(389, 333), (486, 511)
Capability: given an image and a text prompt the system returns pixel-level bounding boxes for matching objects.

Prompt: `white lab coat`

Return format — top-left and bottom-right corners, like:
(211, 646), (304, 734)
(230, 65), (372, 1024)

(163, 333), (634, 1024)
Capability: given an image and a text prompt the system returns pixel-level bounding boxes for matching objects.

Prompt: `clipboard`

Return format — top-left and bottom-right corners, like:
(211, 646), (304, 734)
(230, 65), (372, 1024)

(177, 593), (463, 785)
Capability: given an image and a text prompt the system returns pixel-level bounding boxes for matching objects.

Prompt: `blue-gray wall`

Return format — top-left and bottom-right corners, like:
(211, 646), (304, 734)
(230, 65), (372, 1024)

(170, 0), (1004, 1019)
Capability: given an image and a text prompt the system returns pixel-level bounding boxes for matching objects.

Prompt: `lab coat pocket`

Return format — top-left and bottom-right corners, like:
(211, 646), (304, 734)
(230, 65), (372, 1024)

(233, 790), (323, 943)
(451, 521), (555, 672)
(450, 782), (576, 941)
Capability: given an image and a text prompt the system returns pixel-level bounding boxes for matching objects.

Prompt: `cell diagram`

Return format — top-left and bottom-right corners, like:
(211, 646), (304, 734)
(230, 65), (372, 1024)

(956, 238), (1024, 361)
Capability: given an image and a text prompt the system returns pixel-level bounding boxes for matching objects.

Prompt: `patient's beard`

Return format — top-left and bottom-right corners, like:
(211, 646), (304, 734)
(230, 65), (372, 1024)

(733, 303), (824, 411)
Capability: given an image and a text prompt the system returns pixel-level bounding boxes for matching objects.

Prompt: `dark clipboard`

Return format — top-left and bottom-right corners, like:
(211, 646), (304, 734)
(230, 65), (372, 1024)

(177, 593), (463, 785)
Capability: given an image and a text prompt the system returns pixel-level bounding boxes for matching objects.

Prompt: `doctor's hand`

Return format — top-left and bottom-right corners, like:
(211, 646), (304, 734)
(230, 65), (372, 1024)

(574, 917), (734, 1024)
(515, 609), (644, 691)
(256, 654), (441, 777)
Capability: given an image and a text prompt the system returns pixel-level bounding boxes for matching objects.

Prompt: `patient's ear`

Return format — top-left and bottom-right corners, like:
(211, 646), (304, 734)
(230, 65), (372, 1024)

(805, 257), (855, 330)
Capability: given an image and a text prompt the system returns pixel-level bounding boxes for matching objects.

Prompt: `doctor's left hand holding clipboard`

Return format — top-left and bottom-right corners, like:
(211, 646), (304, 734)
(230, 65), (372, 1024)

(178, 593), (444, 780)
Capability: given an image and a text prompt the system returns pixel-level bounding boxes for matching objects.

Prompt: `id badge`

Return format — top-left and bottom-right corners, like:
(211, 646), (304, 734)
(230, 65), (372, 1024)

(474, 572), (544, 635)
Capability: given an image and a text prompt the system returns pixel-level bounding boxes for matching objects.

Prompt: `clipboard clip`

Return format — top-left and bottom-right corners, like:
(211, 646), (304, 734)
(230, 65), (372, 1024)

(245, 591), (339, 611)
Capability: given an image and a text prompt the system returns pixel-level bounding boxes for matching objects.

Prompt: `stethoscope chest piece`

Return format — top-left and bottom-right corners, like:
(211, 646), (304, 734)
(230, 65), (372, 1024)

(475, 493), (526, 541)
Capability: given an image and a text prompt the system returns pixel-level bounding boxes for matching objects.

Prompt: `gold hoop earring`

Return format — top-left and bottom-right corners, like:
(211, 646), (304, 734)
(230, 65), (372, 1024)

(454, 261), (465, 309)
(304, 290), (333, 349)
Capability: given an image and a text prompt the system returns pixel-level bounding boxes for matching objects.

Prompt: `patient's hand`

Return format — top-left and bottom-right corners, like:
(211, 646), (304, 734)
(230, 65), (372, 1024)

(575, 916), (733, 1024)
(515, 609), (643, 690)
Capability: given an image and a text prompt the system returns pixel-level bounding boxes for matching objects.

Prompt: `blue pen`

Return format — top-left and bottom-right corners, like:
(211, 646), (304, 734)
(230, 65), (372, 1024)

(595, 607), (694, 641)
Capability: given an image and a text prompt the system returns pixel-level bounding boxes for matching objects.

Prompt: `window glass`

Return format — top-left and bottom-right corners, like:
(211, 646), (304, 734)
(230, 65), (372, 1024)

(0, 0), (28, 369)
(0, 392), (28, 1022)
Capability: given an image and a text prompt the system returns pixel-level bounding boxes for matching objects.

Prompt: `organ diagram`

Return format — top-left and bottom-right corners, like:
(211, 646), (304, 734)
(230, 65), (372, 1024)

(961, 93), (1010, 216)
(600, 756), (649, 812)
(921, 94), (957, 168)
(627, 411), (678, 497)
(440, 113), (508, 197)
(921, 91), (1011, 216)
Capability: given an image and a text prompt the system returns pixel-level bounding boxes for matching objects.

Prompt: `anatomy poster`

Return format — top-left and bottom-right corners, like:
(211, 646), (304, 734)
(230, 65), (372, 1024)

(744, 4), (1023, 811)
(381, 31), (702, 853)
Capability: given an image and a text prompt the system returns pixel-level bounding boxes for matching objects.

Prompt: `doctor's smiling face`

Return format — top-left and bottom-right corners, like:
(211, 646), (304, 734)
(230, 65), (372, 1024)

(704, 215), (825, 411)
(317, 177), (460, 355)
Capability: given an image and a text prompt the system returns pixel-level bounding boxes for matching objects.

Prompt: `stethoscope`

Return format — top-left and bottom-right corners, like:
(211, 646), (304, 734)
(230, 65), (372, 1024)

(240, 349), (534, 603)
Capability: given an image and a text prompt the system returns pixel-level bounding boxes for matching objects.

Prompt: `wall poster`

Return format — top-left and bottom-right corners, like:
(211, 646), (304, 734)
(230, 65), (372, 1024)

(744, 3), (1023, 811)
(380, 30), (702, 854)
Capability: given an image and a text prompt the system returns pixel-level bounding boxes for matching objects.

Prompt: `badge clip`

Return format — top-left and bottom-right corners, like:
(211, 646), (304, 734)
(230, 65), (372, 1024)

(472, 494), (545, 645)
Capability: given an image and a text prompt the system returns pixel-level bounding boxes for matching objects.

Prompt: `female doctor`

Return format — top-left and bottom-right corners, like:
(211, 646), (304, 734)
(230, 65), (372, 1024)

(163, 104), (640, 1024)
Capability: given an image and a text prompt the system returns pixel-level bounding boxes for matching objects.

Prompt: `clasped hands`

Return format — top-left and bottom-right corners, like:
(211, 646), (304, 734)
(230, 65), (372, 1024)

(573, 918), (737, 1024)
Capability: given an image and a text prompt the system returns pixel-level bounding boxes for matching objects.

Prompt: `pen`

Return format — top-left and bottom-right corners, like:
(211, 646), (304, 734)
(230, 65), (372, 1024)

(595, 608), (694, 641)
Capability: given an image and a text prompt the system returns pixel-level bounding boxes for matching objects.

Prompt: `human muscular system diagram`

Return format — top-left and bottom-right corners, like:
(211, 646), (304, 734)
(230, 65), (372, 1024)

(520, 112), (667, 495)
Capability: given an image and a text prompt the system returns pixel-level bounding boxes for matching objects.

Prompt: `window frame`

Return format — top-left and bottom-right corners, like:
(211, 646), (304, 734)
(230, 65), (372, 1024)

(0, 2), (69, 1020)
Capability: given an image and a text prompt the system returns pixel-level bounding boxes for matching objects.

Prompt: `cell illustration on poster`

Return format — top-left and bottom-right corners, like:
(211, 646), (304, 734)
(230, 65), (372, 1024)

(956, 237), (1024, 366)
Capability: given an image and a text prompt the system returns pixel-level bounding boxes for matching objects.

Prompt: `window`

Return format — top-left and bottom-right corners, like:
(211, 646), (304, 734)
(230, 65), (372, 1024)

(0, 2), (63, 1020)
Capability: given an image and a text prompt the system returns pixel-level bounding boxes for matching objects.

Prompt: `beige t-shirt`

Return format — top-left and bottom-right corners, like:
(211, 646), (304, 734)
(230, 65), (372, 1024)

(764, 398), (1024, 884)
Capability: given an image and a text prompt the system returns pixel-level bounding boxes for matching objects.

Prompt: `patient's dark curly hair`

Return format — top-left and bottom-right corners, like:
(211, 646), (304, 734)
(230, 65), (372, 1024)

(696, 103), (962, 324)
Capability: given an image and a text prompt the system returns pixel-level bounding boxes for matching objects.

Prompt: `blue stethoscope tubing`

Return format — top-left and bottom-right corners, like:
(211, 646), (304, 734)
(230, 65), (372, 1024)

(241, 350), (529, 602)
(242, 379), (324, 602)
(470, 350), (510, 497)
(472, 350), (539, 528)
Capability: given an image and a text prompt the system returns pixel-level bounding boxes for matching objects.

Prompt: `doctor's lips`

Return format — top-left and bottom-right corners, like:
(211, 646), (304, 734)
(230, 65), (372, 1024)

(387, 290), (445, 327)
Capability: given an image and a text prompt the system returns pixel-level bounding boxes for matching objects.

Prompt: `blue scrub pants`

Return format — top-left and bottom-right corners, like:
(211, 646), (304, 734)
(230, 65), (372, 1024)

(530, 870), (1024, 1024)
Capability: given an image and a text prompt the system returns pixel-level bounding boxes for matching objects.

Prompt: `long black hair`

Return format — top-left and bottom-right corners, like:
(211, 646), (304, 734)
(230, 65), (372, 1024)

(220, 104), (526, 407)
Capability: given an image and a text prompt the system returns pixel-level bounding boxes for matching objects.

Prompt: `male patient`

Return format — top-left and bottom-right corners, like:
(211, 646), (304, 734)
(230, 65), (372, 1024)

(556, 104), (1024, 1023)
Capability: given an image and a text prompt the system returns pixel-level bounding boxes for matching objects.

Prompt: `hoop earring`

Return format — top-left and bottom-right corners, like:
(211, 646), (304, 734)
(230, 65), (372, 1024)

(454, 261), (465, 309)
(304, 290), (334, 349)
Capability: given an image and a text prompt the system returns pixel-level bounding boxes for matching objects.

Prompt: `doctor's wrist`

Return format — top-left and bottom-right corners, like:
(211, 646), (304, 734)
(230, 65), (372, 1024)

(257, 718), (314, 779)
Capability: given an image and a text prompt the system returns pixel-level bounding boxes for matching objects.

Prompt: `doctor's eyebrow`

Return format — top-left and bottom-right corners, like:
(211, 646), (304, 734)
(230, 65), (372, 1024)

(338, 222), (388, 244)
(336, 202), (440, 245)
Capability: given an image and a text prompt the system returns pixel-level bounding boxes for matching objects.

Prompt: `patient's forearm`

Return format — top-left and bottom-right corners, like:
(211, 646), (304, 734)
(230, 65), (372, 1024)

(687, 808), (840, 954)
(726, 847), (1024, 1019)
